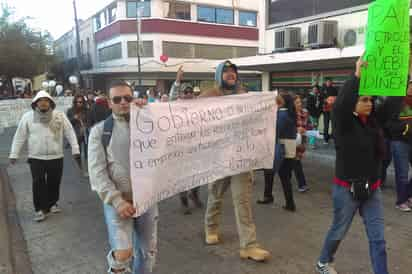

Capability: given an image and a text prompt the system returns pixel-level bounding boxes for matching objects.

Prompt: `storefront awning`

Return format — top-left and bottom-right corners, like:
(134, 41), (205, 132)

(229, 45), (364, 72)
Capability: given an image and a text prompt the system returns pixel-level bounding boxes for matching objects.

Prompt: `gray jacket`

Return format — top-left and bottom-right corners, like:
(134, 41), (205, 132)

(88, 114), (132, 209)
(88, 113), (158, 273)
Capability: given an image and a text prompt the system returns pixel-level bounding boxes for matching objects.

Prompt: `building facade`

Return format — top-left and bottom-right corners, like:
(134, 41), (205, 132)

(56, 0), (263, 93)
(231, 0), (408, 93)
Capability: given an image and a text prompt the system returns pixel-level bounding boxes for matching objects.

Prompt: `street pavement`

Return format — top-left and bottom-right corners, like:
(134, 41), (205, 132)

(1, 128), (412, 274)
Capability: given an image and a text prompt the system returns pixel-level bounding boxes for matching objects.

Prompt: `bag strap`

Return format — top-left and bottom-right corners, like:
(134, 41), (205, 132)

(101, 115), (114, 154)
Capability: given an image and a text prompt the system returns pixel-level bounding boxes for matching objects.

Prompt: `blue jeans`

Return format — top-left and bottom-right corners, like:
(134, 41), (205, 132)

(104, 204), (143, 274)
(319, 185), (388, 274)
(391, 141), (412, 205)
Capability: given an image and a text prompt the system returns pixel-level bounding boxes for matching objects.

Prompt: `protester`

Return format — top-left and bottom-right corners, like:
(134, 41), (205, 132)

(88, 81), (158, 274)
(321, 79), (338, 144)
(86, 90), (96, 110)
(88, 91), (111, 128)
(257, 92), (298, 212)
(316, 57), (394, 274)
(293, 95), (309, 192)
(380, 78), (412, 211)
(147, 88), (158, 103)
(201, 60), (270, 262)
(307, 85), (323, 129)
(169, 66), (203, 215)
(67, 94), (89, 172)
(9, 90), (80, 222)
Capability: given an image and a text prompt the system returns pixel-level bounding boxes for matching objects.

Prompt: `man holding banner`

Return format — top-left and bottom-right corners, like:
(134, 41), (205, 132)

(88, 81), (157, 274)
(201, 60), (271, 262)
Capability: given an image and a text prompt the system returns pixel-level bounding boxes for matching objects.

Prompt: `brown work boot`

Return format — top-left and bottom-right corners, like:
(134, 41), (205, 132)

(205, 230), (219, 245)
(239, 246), (271, 262)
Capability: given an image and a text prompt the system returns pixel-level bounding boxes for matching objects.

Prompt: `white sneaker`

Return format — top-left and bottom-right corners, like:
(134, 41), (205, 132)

(34, 211), (46, 222)
(50, 205), (62, 214)
(316, 262), (338, 274)
(396, 203), (411, 212)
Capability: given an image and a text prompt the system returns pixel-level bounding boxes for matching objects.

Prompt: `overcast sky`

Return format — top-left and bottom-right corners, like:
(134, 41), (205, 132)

(4, 0), (113, 39)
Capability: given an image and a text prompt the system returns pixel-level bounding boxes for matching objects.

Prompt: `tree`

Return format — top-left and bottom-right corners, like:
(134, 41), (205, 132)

(0, 4), (56, 94)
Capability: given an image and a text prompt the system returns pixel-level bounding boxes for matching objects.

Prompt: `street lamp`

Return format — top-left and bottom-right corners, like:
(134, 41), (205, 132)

(69, 75), (79, 94)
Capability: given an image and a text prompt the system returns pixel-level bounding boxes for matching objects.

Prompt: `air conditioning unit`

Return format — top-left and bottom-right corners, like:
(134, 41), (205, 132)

(308, 21), (338, 49)
(273, 27), (301, 52)
(342, 27), (365, 47)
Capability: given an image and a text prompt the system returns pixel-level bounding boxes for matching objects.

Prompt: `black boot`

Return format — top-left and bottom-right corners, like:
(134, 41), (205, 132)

(180, 192), (191, 215)
(257, 169), (274, 204)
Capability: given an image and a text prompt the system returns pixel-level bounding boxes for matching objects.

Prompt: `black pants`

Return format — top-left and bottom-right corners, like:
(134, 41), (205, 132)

(279, 159), (296, 208)
(323, 111), (332, 142)
(28, 158), (64, 212)
(263, 169), (275, 199)
(292, 160), (307, 189)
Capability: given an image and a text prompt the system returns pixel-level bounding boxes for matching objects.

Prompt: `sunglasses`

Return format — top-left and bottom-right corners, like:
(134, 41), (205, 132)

(111, 95), (133, 104)
(76, 101), (84, 104)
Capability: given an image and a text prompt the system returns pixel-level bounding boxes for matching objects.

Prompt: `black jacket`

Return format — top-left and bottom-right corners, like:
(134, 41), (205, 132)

(87, 102), (111, 128)
(306, 92), (323, 118)
(377, 96), (411, 143)
(333, 76), (395, 181)
(277, 108), (297, 140)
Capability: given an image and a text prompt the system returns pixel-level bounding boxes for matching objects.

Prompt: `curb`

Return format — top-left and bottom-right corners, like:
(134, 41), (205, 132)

(0, 166), (33, 274)
(0, 167), (13, 274)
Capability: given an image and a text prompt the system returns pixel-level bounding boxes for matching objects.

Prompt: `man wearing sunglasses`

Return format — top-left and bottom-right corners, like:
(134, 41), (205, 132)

(88, 81), (157, 274)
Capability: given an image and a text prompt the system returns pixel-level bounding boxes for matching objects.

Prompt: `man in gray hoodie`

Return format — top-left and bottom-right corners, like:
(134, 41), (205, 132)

(9, 90), (80, 222)
(88, 81), (157, 274)
(201, 61), (271, 262)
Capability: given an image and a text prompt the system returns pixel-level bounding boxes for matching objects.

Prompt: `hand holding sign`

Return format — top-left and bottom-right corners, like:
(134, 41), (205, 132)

(360, 0), (410, 96)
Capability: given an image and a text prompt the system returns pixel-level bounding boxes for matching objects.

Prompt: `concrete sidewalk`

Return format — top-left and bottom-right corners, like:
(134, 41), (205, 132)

(2, 127), (412, 274)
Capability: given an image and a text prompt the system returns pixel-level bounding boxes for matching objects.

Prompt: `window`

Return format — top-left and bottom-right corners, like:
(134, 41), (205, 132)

(95, 16), (101, 30)
(269, 0), (370, 25)
(239, 11), (257, 27)
(100, 12), (106, 27)
(86, 38), (90, 54)
(197, 6), (234, 25)
(81, 40), (84, 54)
(162, 41), (258, 59)
(127, 0), (151, 18)
(165, 1), (191, 20)
(197, 6), (215, 23)
(127, 41), (154, 57)
(98, 43), (122, 62)
(163, 42), (194, 58)
(216, 8), (233, 25)
(108, 4), (117, 23)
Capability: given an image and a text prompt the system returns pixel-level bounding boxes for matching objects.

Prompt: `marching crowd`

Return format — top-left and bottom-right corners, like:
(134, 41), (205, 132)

(7, 56), (412, 274)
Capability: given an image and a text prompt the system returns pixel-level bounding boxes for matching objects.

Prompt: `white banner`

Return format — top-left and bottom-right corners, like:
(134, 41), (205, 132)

(130, 92), (277, 216)
(0, 97), (73, 130)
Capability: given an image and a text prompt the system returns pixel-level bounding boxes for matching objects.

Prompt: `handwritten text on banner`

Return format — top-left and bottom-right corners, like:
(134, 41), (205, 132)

(130, 93), (277, 216)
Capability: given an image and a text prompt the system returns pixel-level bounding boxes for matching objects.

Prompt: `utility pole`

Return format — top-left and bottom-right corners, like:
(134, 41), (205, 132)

(73, 0), (82, 89)
(136, 1), (143, 90)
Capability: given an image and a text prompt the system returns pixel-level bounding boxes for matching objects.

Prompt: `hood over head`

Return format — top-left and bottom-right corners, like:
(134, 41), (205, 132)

(31, 90), (56, 110)
(215, 60), (238, 90)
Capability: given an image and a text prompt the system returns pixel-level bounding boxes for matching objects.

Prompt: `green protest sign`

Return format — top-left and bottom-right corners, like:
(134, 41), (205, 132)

(360, 0), (410, 96)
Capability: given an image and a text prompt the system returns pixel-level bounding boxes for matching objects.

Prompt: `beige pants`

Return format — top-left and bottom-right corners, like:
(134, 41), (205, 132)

(205, 172), (257, 249)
